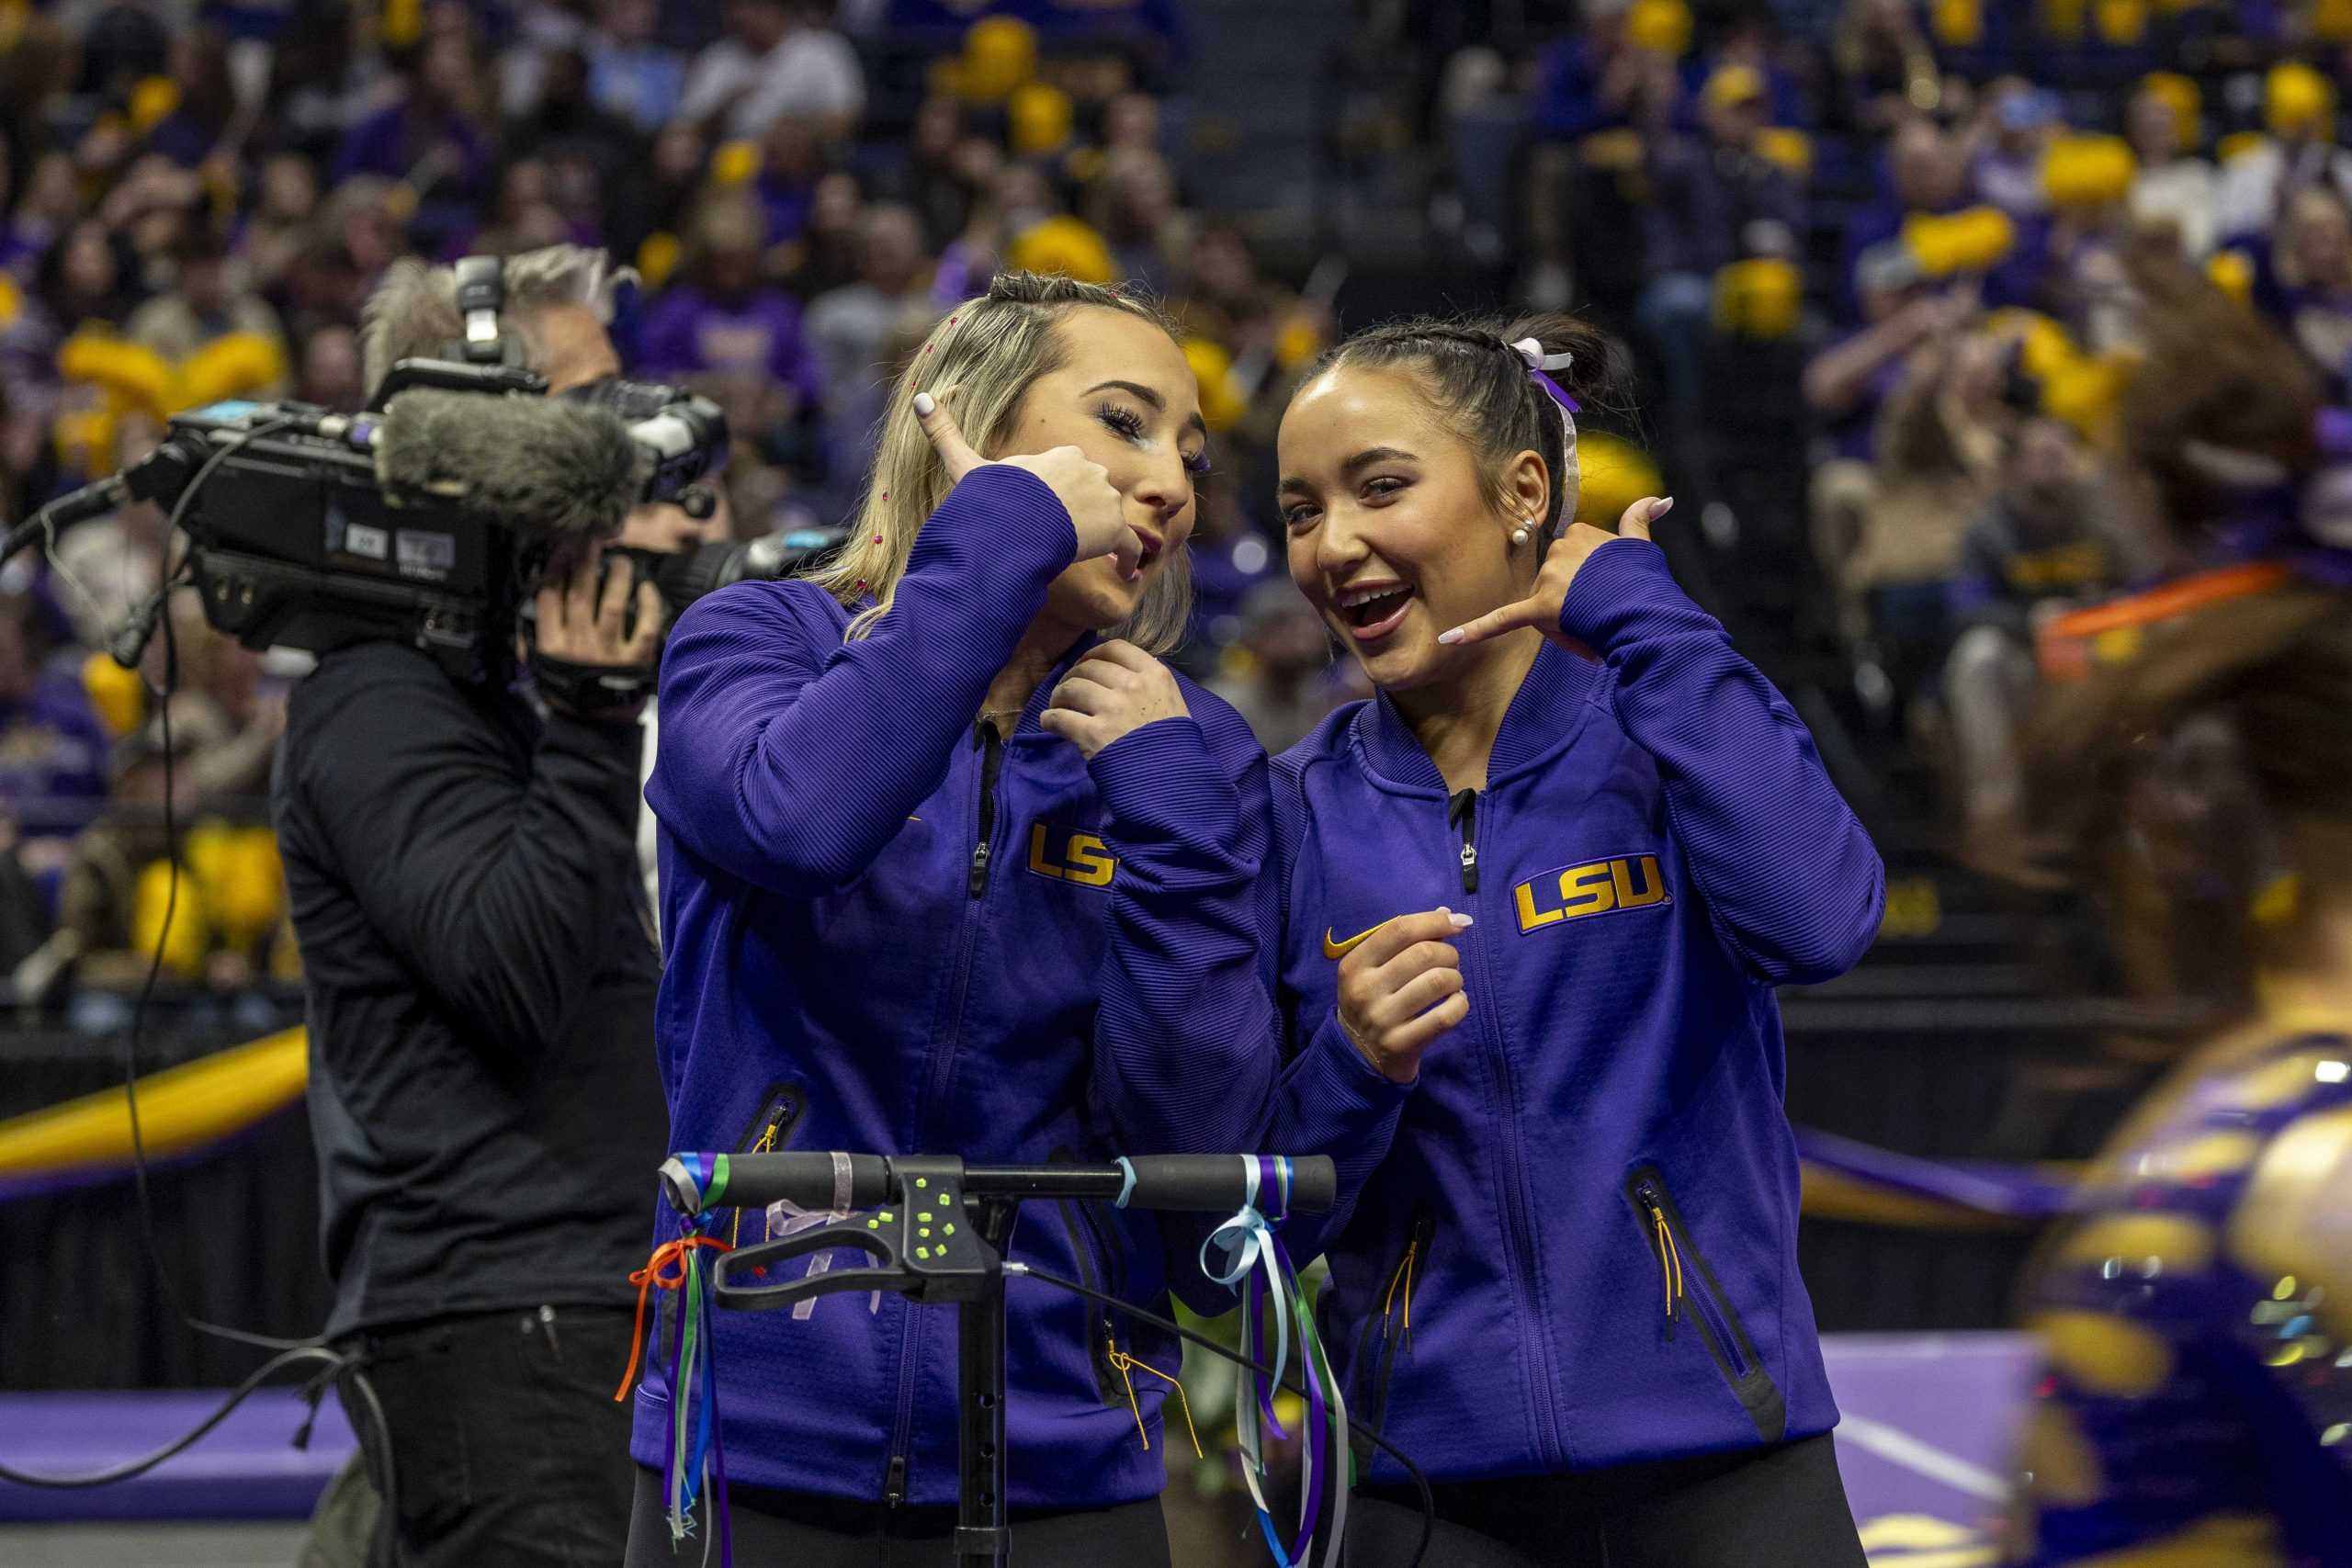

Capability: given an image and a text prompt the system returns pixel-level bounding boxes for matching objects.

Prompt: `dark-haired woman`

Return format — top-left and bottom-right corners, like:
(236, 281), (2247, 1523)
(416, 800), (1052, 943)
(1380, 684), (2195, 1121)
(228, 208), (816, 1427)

(1261, 317), (1883, 1566)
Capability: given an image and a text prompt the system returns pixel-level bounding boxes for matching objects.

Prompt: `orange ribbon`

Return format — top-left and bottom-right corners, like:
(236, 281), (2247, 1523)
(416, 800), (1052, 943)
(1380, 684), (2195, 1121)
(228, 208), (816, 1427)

(612, 1235), (735, 1402)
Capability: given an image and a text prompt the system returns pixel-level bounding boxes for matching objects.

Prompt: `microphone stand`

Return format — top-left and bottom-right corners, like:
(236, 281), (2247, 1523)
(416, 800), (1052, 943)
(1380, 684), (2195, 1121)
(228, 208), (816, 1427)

(663, 1153), (1328, 1568)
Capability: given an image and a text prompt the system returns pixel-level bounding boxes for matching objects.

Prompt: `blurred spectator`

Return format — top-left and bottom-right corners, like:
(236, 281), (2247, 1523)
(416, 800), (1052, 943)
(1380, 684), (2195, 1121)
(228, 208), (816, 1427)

(748, 114), (831, 247)
(638, 196), (825, 405)
(1691, 10), (1802, 129)
(0, 591), (111, 850)
(297, 324), (365, 413)
(2263, 186), (2352, 400)
(680, 0), (865, 141)
(472, 158), (575, 256)
(35, 220), (143, 339)
(503, 47), (645, 220)
(332, 27), (495, 248)
(587, 0), (689, 134)
(1942, 414), (2132, 834)
(1637, 62), (1804, 452)
(1839, 326), (2007, 706)
(1091, 150), (1190, 293)
(241, 152), (322, 294)
(2214, 61), (2352, 245)
(804, 201), (934, 419)
(2125, 79), (2215, 262)
(1839, 117), (1967, 320)
(53, 415), (169, 651)
(1532, 0), (1676, 143)
(1829, 0), (1942, 134)
(126, 226), (290, 390)
(270, 1), (391, 152)
(1206, 580), (1332, 754)
(1969, 80), (2057, 222)
(1, 153), (86, 283)
(144, 28), (240, 169)
(777, 170), (866, 299)
(886, 96), (978, 250)
(1807, 280), (1976, 567)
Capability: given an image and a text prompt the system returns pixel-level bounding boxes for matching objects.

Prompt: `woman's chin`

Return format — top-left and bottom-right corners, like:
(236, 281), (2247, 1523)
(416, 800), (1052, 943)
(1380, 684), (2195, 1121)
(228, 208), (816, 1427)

(1049, 555), (1154, 632)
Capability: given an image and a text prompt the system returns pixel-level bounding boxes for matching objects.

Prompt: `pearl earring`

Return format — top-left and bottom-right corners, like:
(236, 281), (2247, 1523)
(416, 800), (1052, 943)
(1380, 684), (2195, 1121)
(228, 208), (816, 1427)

(1510, 522), (1532, 547)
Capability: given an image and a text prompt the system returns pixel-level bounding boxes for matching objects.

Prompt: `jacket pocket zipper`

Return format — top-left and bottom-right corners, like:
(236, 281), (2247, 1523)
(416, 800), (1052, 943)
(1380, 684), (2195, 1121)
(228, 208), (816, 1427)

(1624, 1168), (1787, 1446)
(1358, 1206), (1437, 1439)
(1627, 1169), (1752, 1381)
(726, 1082), (808, 1248)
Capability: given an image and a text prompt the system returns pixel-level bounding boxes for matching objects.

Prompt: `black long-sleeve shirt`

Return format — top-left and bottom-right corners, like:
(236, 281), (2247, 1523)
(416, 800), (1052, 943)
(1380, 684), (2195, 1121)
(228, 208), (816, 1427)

(274, 641), (667, 1337)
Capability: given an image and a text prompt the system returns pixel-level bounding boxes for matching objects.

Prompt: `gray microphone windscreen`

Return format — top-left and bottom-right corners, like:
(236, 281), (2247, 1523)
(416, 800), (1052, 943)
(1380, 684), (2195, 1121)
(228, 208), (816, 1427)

(374, 389), (650, 539)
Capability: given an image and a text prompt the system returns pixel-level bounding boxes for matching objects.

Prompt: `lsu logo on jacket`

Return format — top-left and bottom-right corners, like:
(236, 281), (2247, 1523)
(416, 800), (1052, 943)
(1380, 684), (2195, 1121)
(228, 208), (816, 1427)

(1515, 853), (1670, 932)
(1026, 822), (1116, 887)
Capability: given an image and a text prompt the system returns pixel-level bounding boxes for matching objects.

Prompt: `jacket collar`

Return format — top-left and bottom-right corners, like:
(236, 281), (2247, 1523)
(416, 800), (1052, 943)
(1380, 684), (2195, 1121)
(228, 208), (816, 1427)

(1000, 630), (1099, 742)
(1356, 637), (1604, 795)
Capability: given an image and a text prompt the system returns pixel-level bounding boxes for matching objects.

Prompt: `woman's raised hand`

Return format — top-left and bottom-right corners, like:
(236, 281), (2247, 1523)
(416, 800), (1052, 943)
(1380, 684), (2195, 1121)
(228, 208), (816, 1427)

(1336, 908), (1475, 1083)
(915, 390), (1143, 579)
(1042, 639), (1191, 760)
(1438, 495), (1673, 651)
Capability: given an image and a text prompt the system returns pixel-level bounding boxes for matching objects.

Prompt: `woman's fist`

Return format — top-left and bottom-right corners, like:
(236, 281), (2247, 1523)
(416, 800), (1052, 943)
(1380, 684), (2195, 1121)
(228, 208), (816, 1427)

(1336, 908), (1475, 1083)
(1042, 640), (1190, 759)
(916, 389), (1142, 578)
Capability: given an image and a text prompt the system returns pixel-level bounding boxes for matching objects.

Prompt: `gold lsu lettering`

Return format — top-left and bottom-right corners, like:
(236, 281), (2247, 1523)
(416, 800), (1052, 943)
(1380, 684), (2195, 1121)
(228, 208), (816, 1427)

(1027, 823), (1116, 887)
(1513, 854), (1671, 932)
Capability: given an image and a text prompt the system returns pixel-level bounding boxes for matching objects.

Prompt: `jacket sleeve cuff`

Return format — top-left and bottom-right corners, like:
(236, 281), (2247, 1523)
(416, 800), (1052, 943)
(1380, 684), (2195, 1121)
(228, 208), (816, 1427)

(903, 465), (1075, 592)
(1557, 536), (1712, 654)
(1282, 1009), (1415, 1132)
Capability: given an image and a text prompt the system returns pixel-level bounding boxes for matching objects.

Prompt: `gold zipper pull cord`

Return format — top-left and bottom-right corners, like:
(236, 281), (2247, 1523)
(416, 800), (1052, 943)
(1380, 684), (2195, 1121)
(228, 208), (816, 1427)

(1106, 1336), (1204, 1458)
(1651, 1206), (1684, 1322)
(1381, 1236), (1419, 1347)
(729, 1120), (783, 1248)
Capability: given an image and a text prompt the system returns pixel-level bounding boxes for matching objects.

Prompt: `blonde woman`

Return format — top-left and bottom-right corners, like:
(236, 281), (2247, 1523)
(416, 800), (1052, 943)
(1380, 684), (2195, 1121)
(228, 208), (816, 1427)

(627, 273), (1310, 1563)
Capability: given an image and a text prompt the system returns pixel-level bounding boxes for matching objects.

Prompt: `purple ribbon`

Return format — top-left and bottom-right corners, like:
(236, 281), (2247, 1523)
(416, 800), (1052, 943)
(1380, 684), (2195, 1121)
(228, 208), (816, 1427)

(1271, 1226), (1329, 1562)
(1526, 364), (1581, 416)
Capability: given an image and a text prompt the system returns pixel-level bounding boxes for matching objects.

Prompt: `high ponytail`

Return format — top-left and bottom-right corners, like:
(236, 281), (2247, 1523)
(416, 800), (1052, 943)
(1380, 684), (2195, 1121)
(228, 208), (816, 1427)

(1306, 311), (1622, 538)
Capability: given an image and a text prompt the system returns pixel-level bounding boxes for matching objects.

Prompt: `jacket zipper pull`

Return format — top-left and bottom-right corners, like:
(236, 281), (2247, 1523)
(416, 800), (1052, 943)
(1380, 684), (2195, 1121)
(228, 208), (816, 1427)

(969, 719), (1004, 898)
(1638, 1183), (1684, 1328)
(884, 1453), (908, 1508)
(1448, 789), (1480, 895)
(537, 1303), (561, 1359)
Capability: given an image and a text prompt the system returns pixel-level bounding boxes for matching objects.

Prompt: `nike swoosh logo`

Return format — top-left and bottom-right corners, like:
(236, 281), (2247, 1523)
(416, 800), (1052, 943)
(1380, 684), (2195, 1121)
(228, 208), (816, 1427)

(1322, 919), (1396, 961)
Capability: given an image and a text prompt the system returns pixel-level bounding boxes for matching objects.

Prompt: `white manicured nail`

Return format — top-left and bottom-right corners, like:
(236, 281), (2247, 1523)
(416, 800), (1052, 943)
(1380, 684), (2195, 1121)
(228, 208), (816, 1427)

(1649, 496), (1674, 520)
(1449, 913), (1475, 929)
(912, 391), (936, 416)
(1437, 628), (1465, 645)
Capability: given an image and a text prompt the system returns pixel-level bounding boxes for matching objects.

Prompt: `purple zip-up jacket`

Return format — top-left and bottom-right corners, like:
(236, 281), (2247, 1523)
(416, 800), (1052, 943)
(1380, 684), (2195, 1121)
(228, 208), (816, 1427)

(1263, 539), (1884, 1481)
(633, 464), (1396, 1507)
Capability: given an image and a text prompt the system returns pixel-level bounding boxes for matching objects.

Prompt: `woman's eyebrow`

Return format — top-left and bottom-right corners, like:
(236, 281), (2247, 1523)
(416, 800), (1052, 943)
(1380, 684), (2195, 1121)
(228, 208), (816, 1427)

(1083, 378), (1165, 410)
(1342, 446), (1417, 475)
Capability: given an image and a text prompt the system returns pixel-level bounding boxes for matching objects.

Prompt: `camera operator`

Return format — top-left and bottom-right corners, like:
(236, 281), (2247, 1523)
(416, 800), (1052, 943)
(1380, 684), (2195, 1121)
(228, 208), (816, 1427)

(277, 244), (668, 1568)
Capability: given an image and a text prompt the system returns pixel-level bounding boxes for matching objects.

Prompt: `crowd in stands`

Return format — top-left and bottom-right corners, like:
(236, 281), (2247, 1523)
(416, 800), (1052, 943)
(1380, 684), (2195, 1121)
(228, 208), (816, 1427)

(1429, 0), (2352, 857)
(4, 0), (2352, 1010)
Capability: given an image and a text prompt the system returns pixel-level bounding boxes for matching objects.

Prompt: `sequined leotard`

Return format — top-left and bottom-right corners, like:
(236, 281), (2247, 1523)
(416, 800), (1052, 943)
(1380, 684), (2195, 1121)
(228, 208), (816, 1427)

(2013, 1028), (2352, 1566)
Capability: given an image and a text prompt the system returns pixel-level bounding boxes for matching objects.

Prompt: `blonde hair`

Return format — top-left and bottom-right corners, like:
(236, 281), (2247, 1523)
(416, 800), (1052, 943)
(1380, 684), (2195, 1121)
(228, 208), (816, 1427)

(813, 271), (1195, 653)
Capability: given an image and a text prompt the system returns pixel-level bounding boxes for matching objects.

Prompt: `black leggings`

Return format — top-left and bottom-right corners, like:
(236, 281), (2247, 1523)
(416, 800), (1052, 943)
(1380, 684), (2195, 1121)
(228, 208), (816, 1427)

(1344, 1432), (1867, 1568)
(621, 1466), (1171, 1567)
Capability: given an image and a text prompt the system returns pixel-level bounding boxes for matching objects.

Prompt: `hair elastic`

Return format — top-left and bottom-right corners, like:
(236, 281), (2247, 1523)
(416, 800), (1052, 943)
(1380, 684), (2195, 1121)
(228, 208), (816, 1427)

(1506, 336), (1582, 416)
